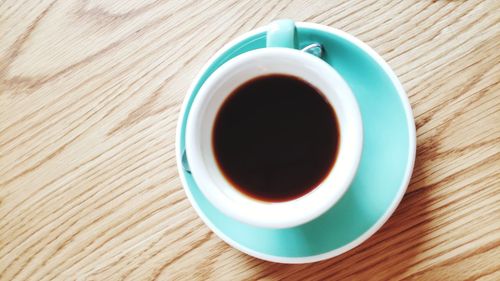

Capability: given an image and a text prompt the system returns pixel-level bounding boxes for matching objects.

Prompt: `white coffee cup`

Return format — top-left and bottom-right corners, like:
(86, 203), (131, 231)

(185, 20), (362, 229)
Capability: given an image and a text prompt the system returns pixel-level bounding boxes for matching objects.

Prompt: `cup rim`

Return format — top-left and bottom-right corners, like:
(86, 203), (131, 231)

(185, 48), (363, 228)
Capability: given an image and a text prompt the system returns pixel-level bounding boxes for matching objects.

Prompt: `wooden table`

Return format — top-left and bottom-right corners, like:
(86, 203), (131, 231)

(1, 0), (499, 280)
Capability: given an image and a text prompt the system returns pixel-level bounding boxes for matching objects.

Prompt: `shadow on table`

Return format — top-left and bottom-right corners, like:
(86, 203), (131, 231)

(236, 150), (434, 280)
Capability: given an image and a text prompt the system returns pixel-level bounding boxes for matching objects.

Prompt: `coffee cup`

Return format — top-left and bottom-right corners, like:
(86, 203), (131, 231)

(185, 20), (362, 228)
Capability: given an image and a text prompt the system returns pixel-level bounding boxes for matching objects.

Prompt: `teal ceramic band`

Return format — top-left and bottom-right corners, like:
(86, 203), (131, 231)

(266, 19), (296, 48)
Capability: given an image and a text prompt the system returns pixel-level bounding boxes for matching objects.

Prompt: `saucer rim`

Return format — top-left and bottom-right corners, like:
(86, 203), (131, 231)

(175, 22), (416, 264)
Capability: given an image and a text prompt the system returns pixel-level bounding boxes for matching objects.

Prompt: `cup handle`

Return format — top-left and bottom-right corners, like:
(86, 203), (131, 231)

(266, 19), (297, 49)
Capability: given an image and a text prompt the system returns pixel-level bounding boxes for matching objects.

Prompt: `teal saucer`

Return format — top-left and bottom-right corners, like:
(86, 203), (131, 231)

(176, 22), (416, 263)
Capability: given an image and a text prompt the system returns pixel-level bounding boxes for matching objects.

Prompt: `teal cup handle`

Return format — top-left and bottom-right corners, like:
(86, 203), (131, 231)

(266, 19), (297, 49)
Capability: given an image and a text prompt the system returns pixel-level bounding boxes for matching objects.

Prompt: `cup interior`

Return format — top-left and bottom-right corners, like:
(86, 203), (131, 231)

(186, 48), (362, 228)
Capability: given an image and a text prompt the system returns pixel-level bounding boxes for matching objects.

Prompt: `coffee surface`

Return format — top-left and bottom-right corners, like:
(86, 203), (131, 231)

(213, 74), (339, 202)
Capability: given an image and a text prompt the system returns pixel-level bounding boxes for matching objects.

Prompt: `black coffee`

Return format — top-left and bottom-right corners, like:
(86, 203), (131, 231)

(213, 74), (340, 202)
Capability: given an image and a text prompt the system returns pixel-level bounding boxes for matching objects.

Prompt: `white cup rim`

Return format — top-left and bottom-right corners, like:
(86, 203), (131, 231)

(185, 48), (363, 228)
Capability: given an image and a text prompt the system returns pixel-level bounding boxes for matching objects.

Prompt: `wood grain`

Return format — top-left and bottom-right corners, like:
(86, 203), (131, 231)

(1, 0), (499, 280)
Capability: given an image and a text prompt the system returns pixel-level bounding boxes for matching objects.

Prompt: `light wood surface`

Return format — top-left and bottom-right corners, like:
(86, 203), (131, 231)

(1, 0), (499, 280)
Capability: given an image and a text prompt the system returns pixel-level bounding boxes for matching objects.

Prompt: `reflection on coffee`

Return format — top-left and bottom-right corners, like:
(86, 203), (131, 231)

(213, 74), (340, 202)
